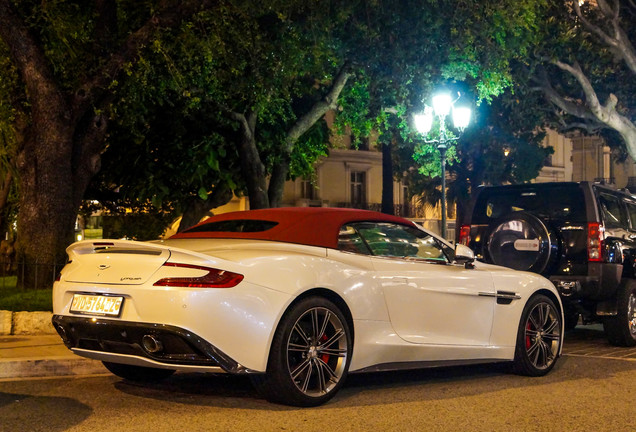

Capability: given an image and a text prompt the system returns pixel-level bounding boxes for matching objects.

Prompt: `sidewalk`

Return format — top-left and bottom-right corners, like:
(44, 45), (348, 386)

(0, 314), (107, 380)
(0, 334), (107, 379)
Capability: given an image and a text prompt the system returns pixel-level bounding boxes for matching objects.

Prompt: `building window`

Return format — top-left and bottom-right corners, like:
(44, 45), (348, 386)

(350, 171), (366, 206)
(301, 179), (316, 200)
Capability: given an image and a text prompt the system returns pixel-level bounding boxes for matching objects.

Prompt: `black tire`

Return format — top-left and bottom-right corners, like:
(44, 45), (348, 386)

(603, 279), (636, 347)
(513, 294), (562, 376)
(102, 361), (176, 382)
(564, 310), (580, 332)
(253, 296), (352, 407)
(487, 212), (558, 274)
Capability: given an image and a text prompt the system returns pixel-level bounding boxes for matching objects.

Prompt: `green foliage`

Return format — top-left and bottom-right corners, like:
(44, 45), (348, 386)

(93, 0), (345, 212)
(0, 286), (53, 312)
(331, 0), (553, 193)
(442, 0), (548, 102)
(102, 213), (173, 241)
(13, 1), (154, 91)
(407, 77), (553, 212)
(529, 1), (636, 155)
(289, 121), (330, 180)
(0, 0), (567, 238)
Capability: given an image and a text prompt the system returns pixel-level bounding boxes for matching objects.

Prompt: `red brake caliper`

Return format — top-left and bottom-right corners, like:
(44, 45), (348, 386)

(525, 322), (532, 349)
(320, 334), (330, 363)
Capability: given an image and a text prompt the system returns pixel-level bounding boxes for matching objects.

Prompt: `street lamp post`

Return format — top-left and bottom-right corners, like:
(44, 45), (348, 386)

(414, 92), (471, 240)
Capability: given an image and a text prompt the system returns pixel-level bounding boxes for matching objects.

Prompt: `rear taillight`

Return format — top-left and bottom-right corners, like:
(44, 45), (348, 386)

(459, 225), (471, 246)
(154, 263), (244, 288)
(587, 222), (603, 262)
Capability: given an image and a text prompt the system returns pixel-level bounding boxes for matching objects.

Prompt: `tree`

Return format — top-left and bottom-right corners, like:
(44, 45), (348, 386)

(184, 2), (352, 209)
(0, 26), (23, 249)
(532, 0), (636, 158)
(88, 2), (344, 228)
(0, 0), (215, 288)
(332, 0), (553, 219)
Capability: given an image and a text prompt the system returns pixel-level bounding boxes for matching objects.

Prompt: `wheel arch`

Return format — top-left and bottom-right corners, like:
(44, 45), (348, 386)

(266, 287), (355, 369)
(528, 288), (565, 353)
(533, 288), (563, 315)
(288, 288), (354, 342)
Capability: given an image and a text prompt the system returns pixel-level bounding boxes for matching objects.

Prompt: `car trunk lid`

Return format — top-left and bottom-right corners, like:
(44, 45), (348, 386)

(62, 240), (171, 285)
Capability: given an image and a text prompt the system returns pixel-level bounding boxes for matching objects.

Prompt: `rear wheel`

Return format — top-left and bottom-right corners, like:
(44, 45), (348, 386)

(513, 294), (562, 376)
(252, 296), (351, 407)
(563, 310), (580, 332)
(102, 361), (175, 382)
(603, 279), (636, 347)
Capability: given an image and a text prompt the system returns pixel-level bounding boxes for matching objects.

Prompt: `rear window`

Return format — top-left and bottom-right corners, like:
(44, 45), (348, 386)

(472, 185), (586, 224)
(183, 219), (278, 233)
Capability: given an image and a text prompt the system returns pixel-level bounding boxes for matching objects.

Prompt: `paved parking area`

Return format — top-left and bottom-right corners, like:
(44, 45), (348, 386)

(563, 324), (636, 360)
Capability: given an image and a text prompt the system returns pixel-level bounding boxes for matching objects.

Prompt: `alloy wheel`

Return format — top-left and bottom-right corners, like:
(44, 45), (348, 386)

(523, 301), (561, 370)
(286, 306), (349, 397)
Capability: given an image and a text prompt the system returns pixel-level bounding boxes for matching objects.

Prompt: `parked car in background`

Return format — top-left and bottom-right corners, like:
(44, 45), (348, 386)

(53, 207), (563, 406)
(460, 181), (636, 346)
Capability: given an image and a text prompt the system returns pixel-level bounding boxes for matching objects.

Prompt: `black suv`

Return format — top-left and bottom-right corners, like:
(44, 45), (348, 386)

(460, 181), (636, 346)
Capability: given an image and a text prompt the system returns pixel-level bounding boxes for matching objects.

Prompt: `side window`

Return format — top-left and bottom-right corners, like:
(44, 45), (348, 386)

(599, 193), (628, 229)
(346, 222), (448, 262)
(338, 225), (372, 255)
(626, 201), (636, 230)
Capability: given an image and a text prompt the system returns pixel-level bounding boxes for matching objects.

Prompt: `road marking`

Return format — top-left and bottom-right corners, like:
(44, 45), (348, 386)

(562, 326), (636, 361)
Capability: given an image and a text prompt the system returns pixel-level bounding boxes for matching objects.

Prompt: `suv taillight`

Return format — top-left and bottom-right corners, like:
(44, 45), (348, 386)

(459, 225), (471, 246)
(587, 222), (603, 262)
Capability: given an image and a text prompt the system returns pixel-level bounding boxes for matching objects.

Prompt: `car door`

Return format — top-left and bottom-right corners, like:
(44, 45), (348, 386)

(349, 222), (496, 346)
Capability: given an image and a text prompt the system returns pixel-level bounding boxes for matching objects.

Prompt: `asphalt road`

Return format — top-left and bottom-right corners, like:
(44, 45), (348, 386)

(1, 325), (634, 432)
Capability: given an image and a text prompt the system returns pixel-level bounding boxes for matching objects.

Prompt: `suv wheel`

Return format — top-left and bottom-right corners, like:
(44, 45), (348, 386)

(603, 279), (636, 347)
(487, 212), (558, 273)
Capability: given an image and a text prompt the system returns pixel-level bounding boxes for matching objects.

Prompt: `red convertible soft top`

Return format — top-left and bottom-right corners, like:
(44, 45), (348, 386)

(170, 207), (417, 249)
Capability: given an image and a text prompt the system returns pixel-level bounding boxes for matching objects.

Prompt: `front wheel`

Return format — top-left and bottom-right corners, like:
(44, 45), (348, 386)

(102, 361), (175, 382)
(253, 297), (352, 407)
(603, 279), (636, 347)
(513, 294), (562, 376)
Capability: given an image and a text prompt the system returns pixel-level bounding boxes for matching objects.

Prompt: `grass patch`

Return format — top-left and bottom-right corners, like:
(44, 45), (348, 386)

(0, 276), (52, 311)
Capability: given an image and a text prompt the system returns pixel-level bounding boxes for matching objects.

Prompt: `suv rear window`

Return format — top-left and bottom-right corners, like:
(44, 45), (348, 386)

(472, 185), (586, 224)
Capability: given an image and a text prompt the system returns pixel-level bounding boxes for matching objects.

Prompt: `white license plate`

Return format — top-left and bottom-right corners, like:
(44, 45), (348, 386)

(70, 294), (124, 317)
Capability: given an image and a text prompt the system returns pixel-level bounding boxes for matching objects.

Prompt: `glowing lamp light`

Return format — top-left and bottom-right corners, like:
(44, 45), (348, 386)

(452, 106), (471, 131)
(413, 109), (433, 134)
(413, 90), (471, 240)
(432, 93), (452, 117)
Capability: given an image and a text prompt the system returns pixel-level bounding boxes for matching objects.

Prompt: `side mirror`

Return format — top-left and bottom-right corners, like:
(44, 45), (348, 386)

(454, 244), (475, 269)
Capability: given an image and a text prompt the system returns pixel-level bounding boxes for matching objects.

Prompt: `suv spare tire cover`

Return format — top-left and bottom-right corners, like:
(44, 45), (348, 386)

(487, 212), (557, 274)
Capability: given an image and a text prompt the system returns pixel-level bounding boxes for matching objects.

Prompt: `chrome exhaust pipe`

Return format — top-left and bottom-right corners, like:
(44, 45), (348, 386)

(54, 324), (70, 345)
(141, 334), (164, 354)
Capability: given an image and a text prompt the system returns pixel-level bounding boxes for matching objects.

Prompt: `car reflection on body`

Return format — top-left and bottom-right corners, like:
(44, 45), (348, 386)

(52, 207), (563, 406)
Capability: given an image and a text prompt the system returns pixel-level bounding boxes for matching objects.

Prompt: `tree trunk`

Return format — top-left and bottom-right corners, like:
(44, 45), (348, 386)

(268, 156), (290, 208)
(267, 66), (352, 208)
(16, 122), (78, 288)
(0, 0), (217, 289)
(0, 171), (13, 234)
(233, 111), (269, 210)
(381, 141), (394, 215)
(177, 184), (234, 232)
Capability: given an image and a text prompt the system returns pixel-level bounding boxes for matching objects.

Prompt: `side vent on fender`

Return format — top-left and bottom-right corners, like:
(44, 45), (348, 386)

(496, 291), (521, 305)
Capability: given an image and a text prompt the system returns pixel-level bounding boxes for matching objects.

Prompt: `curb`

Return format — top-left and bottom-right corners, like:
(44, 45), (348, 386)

(0, 310), (56, 335)
(0, 356), (107, 379)
(0, 311), (108, 379)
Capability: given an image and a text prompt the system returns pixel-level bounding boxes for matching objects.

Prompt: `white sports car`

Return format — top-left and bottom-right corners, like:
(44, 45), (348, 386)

(52, 207), (563, 406)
